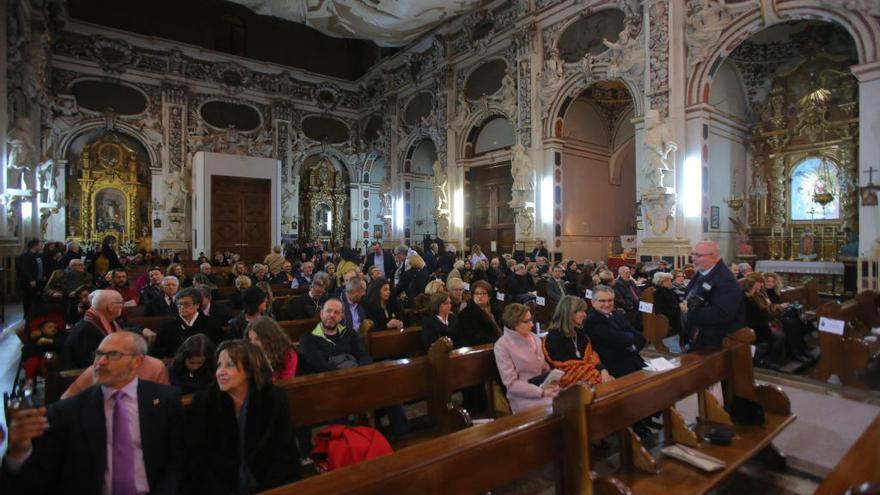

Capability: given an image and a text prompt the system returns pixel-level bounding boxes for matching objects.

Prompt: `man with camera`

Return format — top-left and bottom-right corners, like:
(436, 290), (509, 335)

(680, 240), (744, 350)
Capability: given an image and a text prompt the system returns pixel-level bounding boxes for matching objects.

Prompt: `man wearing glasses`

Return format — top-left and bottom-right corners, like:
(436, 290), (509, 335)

(679, 240), (744, 350)
(151, 287), (226, 358)
(3, 331), (184, 493)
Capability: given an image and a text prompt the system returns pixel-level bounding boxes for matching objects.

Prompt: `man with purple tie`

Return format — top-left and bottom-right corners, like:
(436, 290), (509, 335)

(2, 331), (184, 494)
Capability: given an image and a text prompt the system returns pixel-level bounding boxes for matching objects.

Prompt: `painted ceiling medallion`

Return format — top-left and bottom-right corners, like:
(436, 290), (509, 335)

(229, 0), (483, 46)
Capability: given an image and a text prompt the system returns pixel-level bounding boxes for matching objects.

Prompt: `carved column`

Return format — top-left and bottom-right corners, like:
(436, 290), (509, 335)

(160, 84), (188, 247)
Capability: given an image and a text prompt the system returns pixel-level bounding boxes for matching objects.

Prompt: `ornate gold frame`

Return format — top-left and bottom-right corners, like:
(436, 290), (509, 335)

(300, 157), (348, 247)
(75, 134), (141, 243)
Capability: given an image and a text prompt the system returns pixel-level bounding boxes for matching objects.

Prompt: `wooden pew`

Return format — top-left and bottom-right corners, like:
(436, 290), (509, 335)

(363, 325), (425, 360)
(262, 330), (793, 495)
(534, 279), (556, 326)
(815, 412), (880, 495)
(815, 292), (880, 388)
(554, 328), (795, 494)
(278, 318), (320, 343)
(261, 406), (564, 495)
(639, 286), (670, 353)
(779, 277), (820, 310)
(42, 353), (82, 404)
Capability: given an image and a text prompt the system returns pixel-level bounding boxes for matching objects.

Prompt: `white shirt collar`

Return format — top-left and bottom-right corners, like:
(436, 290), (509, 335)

(181, 312), (199, 327)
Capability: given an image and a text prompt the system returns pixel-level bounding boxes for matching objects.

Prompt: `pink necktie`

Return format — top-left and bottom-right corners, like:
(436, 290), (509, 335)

(111, 390), (137, 495)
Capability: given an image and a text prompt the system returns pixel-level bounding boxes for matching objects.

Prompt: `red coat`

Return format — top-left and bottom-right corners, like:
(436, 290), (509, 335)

(311, 425), (393, 472)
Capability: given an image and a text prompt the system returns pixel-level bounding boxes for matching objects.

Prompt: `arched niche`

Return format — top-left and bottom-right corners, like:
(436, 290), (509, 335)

(470, 116), (515, 156)
(557, 9), (625, 63)
(70, 79), (149, 115)
(408, 139), (437, 175)
(199, 100), (263, 131)
(302, 115), (350, 143)
(403, 93), (434, 127)
(298, 154), (350, 247)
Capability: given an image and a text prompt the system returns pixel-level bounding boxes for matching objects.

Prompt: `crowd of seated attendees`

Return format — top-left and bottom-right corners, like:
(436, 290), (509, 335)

(5, 235), (828, 493)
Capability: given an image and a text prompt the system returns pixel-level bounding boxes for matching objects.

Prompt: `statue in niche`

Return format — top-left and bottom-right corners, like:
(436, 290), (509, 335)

(497, 71), (517, 117)
(6, 116), (36, 190)
(281, 176), (298, 230)
(643, 110), (677, 189)
(431, 160), (449, 212)
(140, 110), (164, 148)
(539, 48), (564, 116)
(37, 157), (57, 204)
(685, 0), (731, 73)
(451, 92), (470, 133)
(603, 25), (644, 82)
(379, 176), (392, 217)
(510, 143), (535, 192)
(165, 169), (189, 213)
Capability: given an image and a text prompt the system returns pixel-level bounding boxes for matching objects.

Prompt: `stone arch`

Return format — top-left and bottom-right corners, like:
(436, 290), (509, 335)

(59, 120), (161, 170)
(543, 73), (643, 140)
(291, 146), (356, 182)
(400, 127), (443, 167)
(461, 113), (514, 159)
(544, 5), (629, 60)
(459, 56), (511, 96)
(686, 3), (879, 106)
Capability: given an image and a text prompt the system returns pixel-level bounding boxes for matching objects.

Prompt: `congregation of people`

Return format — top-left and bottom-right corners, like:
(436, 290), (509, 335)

(3, 235), (822, 493)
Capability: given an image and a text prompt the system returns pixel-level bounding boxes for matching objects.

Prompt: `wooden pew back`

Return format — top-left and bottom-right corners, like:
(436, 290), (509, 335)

(815, 412), (880, 495)
(639, 286), (670, 352)
(815, 293), (880, 388)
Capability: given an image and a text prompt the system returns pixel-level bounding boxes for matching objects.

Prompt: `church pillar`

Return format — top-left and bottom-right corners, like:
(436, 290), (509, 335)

(638, 0), (692, 266)
(853, 61), (880, 289)
(159, 84), (189, 251)
(0, 0), (9, 240)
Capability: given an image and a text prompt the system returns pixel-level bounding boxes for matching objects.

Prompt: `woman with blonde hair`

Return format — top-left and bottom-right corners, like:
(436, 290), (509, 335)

(230, 275), (252, 310)
(543, 296), (612, 387)
(447, 260), (465, 284)
(227, 261), (250, 285)
(397, 253), (431, 308)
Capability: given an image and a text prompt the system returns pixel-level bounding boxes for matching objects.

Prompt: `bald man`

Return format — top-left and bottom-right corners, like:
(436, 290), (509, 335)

(3, 332), (184, 494)
(680, 240), (744, 350)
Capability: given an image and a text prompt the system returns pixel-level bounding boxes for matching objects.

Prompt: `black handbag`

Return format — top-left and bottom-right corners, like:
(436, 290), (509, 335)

(727, 396), (765, 425)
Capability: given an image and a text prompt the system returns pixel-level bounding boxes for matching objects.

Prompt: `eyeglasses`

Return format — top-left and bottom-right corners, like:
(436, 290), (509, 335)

(691, 252), (712, 258)
(93, 350), (140, 361)
(594, 298), (614, 304)
(473, 291), (489, 296)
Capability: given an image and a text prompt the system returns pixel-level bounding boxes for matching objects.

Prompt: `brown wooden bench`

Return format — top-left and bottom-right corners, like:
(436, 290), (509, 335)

(815, 411), (880, 494)
(639, 286), (670, 353)
(534, 278), (556, 326)
(278, 318), (320, 343)
(261, 329), (793, 495)
(779, 277), (820, 310)
(363, 325), (425, 361)
(554, 327), (795, 494)
(815, 291), (880, 388)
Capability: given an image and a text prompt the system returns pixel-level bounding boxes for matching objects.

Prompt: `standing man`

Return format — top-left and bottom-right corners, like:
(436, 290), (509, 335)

(530, 240), (549, 261)
(391, 245), (409, 289)
(363, 241), (396, 280)
(342, 277), (367, 331)
(16, 239), (45, 317)
(680, 240), (744, 350)
(3, 331), (184, 493)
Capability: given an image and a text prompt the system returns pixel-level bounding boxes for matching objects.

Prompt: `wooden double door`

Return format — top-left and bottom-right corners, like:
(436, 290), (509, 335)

(466, 163), (514, 256)
(211, 175), (271, 262)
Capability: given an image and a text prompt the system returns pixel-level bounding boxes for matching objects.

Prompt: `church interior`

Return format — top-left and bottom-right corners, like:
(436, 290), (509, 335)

(1, 0), (880, 493)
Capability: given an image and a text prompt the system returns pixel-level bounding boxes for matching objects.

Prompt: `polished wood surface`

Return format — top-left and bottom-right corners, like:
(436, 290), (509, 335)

(816, 412), (880, 495)
(640, 286), (670, 352)
(815, 292), (880, 388)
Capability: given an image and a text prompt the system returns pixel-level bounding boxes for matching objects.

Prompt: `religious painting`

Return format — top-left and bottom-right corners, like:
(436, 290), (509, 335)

(860, 187), (878, 206)
(710, 206), (720, 229)
(95, 188), (127, 235)
(790, 157), (840, 221)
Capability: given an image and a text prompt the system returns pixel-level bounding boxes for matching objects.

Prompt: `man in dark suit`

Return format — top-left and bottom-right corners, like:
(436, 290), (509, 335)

(530, 240), (549, 261)
(342, 277), (367, 331)
(139, 266), (165, 308)
(145, 276), (179, 316)
(16, 239), (45, 317)
(151, 287), (227, 358)
(545, 265), (569, 305)
(613, 266), (642, 331)
(282, 275), (328, 320)
(423, 243), (440, 273)
(584, 285), (646, 378)
(3, 331), (184, 494)
(680, 240), (744, 350)
(196, 284), (232, 325)
(363, 241), (396, 281)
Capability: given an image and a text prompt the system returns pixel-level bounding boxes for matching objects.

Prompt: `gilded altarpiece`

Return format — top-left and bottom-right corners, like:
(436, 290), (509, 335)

(748, 53), (858, 261)
(299, 158), (348, 247)
(68, 134), (150, 244)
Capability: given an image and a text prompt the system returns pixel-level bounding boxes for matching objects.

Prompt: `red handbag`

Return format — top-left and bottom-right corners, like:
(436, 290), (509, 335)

(310, 424), (393, 472)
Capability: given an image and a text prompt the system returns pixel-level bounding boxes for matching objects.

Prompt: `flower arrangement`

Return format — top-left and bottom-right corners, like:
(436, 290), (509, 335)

(120, 240), (139, 257)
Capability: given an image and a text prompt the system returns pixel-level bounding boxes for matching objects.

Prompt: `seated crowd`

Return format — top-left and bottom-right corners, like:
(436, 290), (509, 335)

(4, 237), (821, 493)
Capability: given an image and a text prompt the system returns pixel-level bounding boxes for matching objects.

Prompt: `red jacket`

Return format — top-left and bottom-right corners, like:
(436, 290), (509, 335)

(311, 425), (393, 471)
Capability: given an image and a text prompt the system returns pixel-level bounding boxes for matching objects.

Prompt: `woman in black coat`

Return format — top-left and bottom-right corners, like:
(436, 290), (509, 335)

(651, 272), (682, 336)
(457, 280), (502, 346)
(185, 340), (299, 494)
(364, 277), (407, 330)
(397, 254), (432, 308)
(421, 292), (462, 352)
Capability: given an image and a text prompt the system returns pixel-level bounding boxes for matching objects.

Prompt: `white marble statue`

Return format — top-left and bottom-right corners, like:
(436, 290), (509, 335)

(510, 143), (535, 192)
(685, 0), (731, 73)
(6, 116), (36, 190)
(497, 71), (517, 117)
(140, 110), (164, 147)
(603, 25), (644, 82)
(431, 160), (449, 211)
(451, 92), (470, 133)
(379, 176), (392, 217)
(643, 110), (678, 189)
(281, 176), (298, 229)
(165, 169), (189, 213)
(539, 48), (565, 116)
(37, 157), (57, 204)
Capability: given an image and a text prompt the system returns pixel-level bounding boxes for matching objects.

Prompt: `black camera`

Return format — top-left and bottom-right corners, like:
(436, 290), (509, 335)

(686, 294), (706, 311)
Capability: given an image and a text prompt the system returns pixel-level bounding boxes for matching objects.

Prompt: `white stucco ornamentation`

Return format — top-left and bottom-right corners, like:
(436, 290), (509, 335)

(685, 0), (732, 74)
(539, 48), (564, 118)
(603, 25), (644, 86)
(820, 0), (880, 16)
(643, 110), (678, 189)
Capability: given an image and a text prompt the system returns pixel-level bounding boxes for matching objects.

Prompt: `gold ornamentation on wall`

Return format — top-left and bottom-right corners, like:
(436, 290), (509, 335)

(747, 51), (859, 260)
(300, 157), (348, 247)
(70, 133), (147, 244)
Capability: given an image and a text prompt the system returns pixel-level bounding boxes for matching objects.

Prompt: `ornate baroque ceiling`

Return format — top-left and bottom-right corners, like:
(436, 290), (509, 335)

(229, 0), (485, 46)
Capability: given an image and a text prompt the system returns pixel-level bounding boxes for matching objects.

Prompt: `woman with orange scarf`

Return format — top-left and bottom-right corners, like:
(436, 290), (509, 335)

(543, 296), (613, 387)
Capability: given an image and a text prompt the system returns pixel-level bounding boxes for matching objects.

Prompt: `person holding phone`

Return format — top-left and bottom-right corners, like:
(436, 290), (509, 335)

(494, 303), (559, 413)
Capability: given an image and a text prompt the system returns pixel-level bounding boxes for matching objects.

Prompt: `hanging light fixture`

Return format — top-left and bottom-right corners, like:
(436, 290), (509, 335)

(812, 157), (835, 207)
